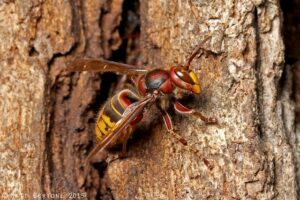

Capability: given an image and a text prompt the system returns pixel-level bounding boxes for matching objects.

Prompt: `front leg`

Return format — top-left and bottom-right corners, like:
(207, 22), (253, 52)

(174, 101), (217, 124)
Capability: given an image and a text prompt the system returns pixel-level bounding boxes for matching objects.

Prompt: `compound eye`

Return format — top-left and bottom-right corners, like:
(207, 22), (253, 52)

(174, 68), (194, 84)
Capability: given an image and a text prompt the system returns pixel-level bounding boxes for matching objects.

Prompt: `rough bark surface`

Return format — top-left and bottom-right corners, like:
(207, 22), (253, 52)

(0, 1), (48, 199)
(0, 0), (298, 200)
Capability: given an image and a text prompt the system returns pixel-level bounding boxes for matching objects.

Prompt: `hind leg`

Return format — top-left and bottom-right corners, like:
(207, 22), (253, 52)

(120, 127), (133, 158)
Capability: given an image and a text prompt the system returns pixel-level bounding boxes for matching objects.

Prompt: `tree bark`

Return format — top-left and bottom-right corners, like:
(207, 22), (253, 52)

(0, 0), (298, 200)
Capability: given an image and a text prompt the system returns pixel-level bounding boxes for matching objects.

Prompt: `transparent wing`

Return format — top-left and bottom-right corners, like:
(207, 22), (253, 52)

(66, 58), (148, 75)
(86, 94), (155, 163)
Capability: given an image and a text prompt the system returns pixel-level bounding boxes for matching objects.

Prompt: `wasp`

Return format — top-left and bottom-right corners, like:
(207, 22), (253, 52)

(67, 37), (217, 162)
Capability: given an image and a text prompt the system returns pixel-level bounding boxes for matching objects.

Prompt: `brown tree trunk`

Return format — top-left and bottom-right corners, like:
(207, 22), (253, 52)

(0, 0), (298, 200)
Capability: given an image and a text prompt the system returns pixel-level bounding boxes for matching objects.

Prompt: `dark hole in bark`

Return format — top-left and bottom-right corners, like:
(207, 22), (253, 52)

(281, 0), (300, 123)
(29, 45), (39, 57)
(281, 0), (300, 64)
(92, 0), (141, 198)
(111, 0), (140, 64)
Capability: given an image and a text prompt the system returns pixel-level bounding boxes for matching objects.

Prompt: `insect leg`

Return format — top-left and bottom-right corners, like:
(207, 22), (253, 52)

(159, 107), (214, 170)
(173, 101), (217, 124)
(158, 106), (188, 145)
(120, 126), (133, 157)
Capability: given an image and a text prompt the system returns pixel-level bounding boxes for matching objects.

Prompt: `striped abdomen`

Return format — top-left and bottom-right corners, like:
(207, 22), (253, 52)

(95, 89), (141, 142)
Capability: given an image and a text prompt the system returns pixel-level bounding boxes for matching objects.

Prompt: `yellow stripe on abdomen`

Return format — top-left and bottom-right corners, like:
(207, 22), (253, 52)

(95, 114), (116, 141)
(102, 114), (115, 128)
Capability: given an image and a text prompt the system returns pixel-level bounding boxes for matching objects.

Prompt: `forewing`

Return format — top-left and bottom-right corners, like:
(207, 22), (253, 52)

(86, 95), (154, 163)
(66, 58), (148, 75)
